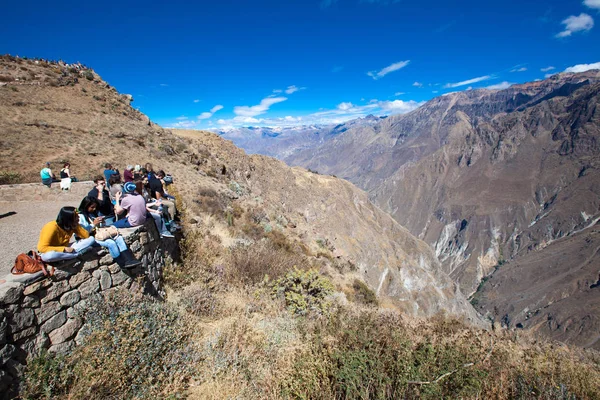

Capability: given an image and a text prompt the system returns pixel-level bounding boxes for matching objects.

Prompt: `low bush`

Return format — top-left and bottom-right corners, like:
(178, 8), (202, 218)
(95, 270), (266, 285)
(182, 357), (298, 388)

(227, 240), (309, 286)
(269, 268), (335, 316)
(351, 279), (378, 306)
(21, 290), (200, 399)
(0, 171), (23, 184)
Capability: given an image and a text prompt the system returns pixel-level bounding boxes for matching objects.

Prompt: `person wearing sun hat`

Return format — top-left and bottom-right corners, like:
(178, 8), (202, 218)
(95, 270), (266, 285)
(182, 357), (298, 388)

(113, 181), (147, 228)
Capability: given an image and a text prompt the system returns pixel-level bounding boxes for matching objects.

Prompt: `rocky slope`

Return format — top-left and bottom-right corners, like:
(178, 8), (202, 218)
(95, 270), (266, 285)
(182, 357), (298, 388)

(0, 55), (481, 323)
(283, 71), (600, 348)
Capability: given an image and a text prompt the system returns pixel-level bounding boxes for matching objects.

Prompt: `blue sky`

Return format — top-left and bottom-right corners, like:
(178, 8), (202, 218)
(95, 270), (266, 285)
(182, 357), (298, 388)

(1, 0), (599, 129)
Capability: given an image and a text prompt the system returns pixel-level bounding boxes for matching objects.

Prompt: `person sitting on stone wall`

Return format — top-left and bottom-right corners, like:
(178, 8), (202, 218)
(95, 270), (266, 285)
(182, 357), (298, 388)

(123, 165), (135, 183)
(108, 173), (124, 203)
(59, 162), (77, 191)
(78, 196), (141, 269)
(40, 162), (55, 188)
(88, 176), (115, 225)
(134, 179), (174, 238)
(147, 170), (178, 224)
(37, 206), (96, 263)
(113, 182), (147, 229)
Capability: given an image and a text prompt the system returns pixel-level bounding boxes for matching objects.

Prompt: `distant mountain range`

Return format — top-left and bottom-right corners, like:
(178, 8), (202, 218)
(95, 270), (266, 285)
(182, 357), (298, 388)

(213, 114), (385, 159)
(223, 71), (600, 349)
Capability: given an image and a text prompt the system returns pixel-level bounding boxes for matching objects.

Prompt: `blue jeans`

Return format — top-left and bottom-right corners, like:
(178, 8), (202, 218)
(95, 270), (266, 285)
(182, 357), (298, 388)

(95, 235), (128, 258)
(112, 218), (132, 228)
(40, 236), (96, 263)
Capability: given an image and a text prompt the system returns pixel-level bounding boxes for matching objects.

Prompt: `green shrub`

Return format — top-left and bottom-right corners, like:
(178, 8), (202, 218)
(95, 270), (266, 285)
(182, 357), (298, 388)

(83, 70), (93, 80)
(270, 268), (334, 316)
(351, 279), (378, 306)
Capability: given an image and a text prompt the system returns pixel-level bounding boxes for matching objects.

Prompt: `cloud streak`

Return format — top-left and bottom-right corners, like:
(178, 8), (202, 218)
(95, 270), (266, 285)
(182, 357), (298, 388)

(556, 13), (594, 38)
(198, 104), (224, 120)
(540, 66), (555, 72)
(234, 96), (287, 117)
(444, 75), (494, 88)
(367, 60), (410, 80)
(486, 81), (513, 90)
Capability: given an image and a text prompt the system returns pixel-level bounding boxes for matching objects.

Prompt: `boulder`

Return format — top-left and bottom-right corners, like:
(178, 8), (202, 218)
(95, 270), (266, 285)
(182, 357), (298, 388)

(49, 318), (82, 345)
(0, 282), (23, 304)
(41, 311), (67, 334)
(60, 290), (81, 307)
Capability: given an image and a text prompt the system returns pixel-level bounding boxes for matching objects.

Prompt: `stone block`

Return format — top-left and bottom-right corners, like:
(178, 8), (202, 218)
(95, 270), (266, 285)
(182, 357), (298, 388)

(130, 240), (142, 252)
(11, 325), (37, 342)
(19, 332), (49, 357)
(140, 232), (149, 245)
(111, 271), (129, 286)
(60, 290), (81, 307)
(23, 280), (51, 296)
(0, 282), (24, 304)
(52, 265), (80, 281)
(108, 263), (120, 274)
(49, 317), (82, 345)
(69, 271), (91, 288)
(99, 271), (112, 291)
(74, 324), (88, 345)
(22, 295), (40, 308)
(99, 254), (113, 265)
(0, 344), (16, 366)
(82, 259), (99, 271)
(8, 308), (35, 334)
(35, 300), (63, 324)
(92, 269), (101, 279)
(78, 278), (99, 299)
(48, 341), (74, 354)
(41, 311), (67, 334)
(40, 280), (71, 304)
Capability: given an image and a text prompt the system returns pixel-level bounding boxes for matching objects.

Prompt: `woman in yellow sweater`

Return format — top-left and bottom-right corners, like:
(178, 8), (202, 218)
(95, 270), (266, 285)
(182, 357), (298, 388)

(38, 206), (96, 263)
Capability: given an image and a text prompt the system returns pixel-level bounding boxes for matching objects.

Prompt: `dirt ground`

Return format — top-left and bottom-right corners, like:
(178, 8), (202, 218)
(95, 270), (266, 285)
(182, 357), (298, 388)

(0, 199), (80, 276)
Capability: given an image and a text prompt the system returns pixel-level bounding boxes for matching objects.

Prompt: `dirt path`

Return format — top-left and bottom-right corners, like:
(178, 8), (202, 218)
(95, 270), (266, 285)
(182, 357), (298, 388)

(0, 199), (80, 276)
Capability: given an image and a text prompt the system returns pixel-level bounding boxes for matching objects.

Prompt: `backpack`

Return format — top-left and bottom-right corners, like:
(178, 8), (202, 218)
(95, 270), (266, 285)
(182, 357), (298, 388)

(12, 251), (52, 276)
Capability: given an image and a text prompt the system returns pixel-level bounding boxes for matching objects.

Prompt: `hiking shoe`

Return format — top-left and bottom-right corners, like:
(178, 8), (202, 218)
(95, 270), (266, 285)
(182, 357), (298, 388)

(122, 259), (142, 269)
(160, 231), (174, 238)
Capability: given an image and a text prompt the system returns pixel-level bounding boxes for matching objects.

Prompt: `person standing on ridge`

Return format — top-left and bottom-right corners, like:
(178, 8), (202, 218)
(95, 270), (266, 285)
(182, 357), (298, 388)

(103, 163), (118, 188)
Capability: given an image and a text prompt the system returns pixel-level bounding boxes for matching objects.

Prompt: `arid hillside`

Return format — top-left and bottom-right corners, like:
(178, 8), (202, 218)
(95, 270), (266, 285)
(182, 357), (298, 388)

(284, 71), (600, 348)
(0, 55), (480, 322)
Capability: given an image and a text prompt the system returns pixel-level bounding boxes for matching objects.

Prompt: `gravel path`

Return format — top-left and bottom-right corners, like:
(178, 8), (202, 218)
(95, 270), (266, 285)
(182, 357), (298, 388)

(0, 199), (80, 276)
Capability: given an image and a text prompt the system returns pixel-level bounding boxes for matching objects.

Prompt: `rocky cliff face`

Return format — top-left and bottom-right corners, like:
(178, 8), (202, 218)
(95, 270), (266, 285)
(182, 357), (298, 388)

(0, 55), (481, 324)
(284, 71), (600, 348)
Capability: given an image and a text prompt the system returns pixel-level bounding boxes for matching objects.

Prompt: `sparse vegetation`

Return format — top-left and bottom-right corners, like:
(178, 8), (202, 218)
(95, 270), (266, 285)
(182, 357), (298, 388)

(0, 171), (23, 184)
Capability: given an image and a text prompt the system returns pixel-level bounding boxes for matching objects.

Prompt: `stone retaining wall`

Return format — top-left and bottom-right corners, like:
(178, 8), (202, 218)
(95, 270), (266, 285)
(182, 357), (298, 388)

(0, 219), (172, 395)
(0, 181), (94, 204)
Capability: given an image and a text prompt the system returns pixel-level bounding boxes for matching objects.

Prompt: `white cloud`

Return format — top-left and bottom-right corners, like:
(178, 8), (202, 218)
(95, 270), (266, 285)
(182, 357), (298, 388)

(394, 92), (405, 96)
(234, 96), (287, 117)
(378, 99), (424, 113)
(285, 85), (306, 94)
(556, 13), (594, 38)
(413, 81), (423, 87)
(486, 81), (513, 90)
(510, 67), (528, 72)
(545, 73), (555, 78)
(175, 116), (188, 121)
(540, 66), (555, 72)
(564, 61), (600, 73)
(432, 90), (439, 94)
(197, 104), (224, 120)
(272, 89), (283, 94)
(584, 0), (600, 10)
(193, 99), (200, 103)
(167, 120), (198, 129)
(159, 83), (169, 87)
(444, 75), (494, 88)
(367, 60), (410, 80)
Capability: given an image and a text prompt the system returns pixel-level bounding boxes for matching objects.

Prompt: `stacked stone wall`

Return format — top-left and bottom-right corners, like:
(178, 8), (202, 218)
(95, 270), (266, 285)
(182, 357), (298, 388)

(0, 219), (170, 395)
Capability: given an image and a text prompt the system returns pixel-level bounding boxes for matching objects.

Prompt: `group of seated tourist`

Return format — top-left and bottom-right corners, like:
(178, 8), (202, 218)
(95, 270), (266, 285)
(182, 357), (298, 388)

(36, 162), (179, 270)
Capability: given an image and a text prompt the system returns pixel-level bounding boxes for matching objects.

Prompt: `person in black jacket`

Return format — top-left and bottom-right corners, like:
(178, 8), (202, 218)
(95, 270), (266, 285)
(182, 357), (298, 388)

(87, 176), (115, 225)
